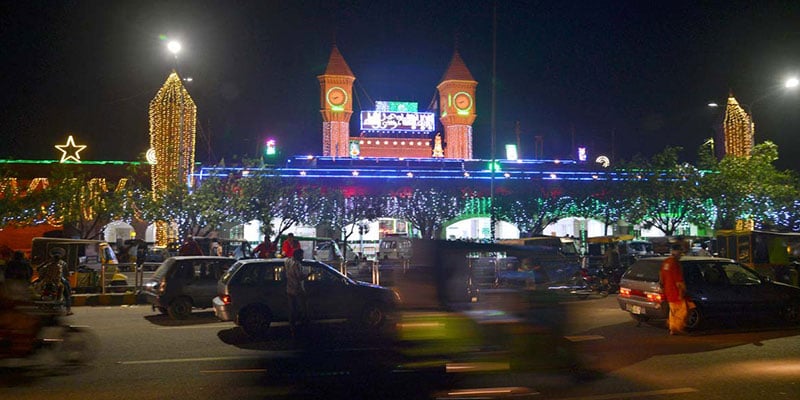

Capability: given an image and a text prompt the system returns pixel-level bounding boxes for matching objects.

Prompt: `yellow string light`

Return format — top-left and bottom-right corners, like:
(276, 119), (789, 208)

(723, 95), (753, 158)
(149, 71), (197, 245)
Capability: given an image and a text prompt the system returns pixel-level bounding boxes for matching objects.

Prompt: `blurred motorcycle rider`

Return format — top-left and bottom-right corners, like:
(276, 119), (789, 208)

(0, 263), (40, 357)
(38, 247), (73, 315)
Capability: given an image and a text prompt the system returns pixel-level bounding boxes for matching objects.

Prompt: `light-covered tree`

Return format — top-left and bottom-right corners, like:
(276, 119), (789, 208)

(494, 184), (575, 236)
(387, 187), (472, 239)
(622, 146), (711, 236)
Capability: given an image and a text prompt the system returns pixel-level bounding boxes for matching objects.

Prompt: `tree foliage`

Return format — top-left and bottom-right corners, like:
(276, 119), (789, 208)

(621, 146), (712, 236)
(494, 184), (575, 236)
(387, 187), (472, 239)
(702, 141), (799, 230)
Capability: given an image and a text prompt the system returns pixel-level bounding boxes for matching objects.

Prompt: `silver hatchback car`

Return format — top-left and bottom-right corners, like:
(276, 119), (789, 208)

(213, 258), (399, 338)
(618, 256), (800, 329)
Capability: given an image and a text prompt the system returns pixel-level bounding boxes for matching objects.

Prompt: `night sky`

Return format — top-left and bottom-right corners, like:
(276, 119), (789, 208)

(4, 1), (800, 171)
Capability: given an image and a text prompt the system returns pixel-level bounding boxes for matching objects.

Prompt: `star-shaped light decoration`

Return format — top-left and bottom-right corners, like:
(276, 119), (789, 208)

(55, 135), (87, 163)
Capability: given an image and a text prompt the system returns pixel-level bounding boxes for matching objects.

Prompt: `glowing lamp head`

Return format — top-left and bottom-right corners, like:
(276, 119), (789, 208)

(167, 41), (182, 55)
(786, 77), (799, 89)
(265, 139), (277, 156)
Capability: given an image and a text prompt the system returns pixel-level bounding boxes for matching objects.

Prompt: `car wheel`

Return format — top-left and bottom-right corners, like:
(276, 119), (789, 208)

(239, 305), (272, 338)
(781, 301), (800, 324)
(168, 297), (193, 320)
(685, 306), (703, 330)
(359, 303), (386, 330)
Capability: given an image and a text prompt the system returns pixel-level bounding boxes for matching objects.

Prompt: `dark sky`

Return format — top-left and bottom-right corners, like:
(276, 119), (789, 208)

(4, 0), (800, 170)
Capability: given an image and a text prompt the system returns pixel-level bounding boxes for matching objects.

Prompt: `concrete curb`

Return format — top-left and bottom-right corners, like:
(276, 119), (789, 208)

(72, 293), (147, 307)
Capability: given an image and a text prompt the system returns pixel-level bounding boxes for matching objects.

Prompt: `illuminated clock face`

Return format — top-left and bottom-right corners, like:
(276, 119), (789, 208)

(327, 87), (347, 107)
(454, 92), (473, 111)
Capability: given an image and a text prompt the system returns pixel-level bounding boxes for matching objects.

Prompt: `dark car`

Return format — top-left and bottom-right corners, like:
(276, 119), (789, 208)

(617, 256), (800, 329)
(213, 258), (399, 338)
(143, 256), (236, 319)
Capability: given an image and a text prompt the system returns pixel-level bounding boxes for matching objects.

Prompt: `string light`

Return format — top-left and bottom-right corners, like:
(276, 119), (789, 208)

(149, 71), (197, 245)
(723, 95), (753, 158)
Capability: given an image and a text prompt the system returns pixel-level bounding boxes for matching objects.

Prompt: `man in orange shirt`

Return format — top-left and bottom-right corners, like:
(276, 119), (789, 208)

(281, 233), (300, 258)
(660, 243), (687, 335)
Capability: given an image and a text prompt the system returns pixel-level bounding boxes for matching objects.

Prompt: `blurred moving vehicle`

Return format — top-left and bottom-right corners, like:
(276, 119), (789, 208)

(30, 237), (128, 293)
(213, 258), (399, 338)
(142, 256), (236, 319)
(617, 256), (800, 329)
(489, 236), (584, 294)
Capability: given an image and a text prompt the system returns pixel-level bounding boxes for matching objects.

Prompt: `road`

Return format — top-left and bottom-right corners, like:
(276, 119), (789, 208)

(2, 296), (799, 399)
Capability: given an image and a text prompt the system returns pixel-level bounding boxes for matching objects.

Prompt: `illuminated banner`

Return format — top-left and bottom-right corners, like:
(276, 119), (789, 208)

(360, 111), (435, 132)
(375, 101), (418, 112)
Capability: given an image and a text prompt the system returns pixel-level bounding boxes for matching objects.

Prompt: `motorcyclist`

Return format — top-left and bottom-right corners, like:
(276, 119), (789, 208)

(37, 247), (72, 315)
(0, 265), (41, 357)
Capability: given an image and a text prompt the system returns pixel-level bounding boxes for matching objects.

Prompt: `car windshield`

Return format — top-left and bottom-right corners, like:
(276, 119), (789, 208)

(220, 261), (245, 284)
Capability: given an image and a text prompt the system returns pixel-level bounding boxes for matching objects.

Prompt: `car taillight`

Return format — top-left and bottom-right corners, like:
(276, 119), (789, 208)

(220, 294), (231, 305)
(619, 287), (631, 297)
(645, 291), (662, 303)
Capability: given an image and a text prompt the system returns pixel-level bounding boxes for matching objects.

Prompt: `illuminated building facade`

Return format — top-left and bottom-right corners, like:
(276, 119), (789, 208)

(149, 71), (197, 244)
(722, 93), (754, 158)
(318, 46), (477, 159)
(318, 45), (356, 157)
(438, 50), (477, 159)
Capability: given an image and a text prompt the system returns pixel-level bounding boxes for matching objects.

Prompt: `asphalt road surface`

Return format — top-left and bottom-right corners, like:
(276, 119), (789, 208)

(2, 296), (799, 400)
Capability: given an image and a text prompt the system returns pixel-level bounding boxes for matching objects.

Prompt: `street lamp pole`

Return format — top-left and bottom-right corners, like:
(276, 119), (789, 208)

(489, 0), (497, 241)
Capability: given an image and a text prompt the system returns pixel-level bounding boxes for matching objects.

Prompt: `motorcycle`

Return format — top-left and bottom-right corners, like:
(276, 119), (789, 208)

(32, 279), (66, 314)
(568, 268), (611, 299)
(0, 307), (98, 366)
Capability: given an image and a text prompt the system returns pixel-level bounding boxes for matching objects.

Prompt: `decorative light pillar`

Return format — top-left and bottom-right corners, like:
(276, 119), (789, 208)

(149, 71), (197, 245)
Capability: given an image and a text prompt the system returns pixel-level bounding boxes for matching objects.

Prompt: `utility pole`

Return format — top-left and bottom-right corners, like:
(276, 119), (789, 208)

(514, 121), (521, 156)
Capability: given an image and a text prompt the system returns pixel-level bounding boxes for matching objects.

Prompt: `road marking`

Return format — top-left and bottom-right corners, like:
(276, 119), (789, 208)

(117, 355), (262, 365)
(200, 368), (266, 374)
(155, 323), (237, 330)
(557, 387), (698, 400)
(564, 335), (605, 342)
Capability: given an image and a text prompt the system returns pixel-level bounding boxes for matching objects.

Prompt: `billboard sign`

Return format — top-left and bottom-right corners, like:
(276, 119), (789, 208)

(360, 111), (435, 132)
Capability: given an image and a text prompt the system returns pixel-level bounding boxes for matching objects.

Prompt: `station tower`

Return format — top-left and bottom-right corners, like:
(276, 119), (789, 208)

(318, 45), (355, 157)
(437, 50), (477, 159)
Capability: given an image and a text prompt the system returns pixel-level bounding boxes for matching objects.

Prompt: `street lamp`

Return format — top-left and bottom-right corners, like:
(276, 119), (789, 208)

(785, 77), (798, 89)
(167, 40), (181, 55)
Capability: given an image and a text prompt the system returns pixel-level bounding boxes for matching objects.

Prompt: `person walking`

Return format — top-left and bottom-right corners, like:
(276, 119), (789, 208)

(253, 235), (277, 258)
(285, 248), (308, 337)
(660, 243), (687, 335)
(178, 236), (203, 256)
(696, 242), (711, 256)
(281, 233), (300, 258)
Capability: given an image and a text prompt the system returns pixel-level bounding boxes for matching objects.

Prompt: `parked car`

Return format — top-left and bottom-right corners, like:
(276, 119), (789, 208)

(142, 256), (236, 319)
(617, 256), (800, 330)
(213, 258), (399, 338)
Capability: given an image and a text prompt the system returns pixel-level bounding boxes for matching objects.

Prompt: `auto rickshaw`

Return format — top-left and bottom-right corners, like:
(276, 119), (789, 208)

(31, 237), (129, 293)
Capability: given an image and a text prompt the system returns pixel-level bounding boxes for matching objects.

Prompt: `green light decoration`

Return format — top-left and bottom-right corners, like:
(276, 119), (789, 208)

(487, 161), (501, 172)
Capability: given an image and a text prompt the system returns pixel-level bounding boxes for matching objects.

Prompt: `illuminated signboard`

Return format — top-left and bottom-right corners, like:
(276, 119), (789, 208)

(505, 144), (518, 160)
(375, 101), (418, 112)
(578, 147), (587, 161)
(360, 111), (435, 132)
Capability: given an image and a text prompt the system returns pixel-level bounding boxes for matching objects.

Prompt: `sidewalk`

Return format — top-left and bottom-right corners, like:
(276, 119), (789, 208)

(71, 292), (147, 307)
